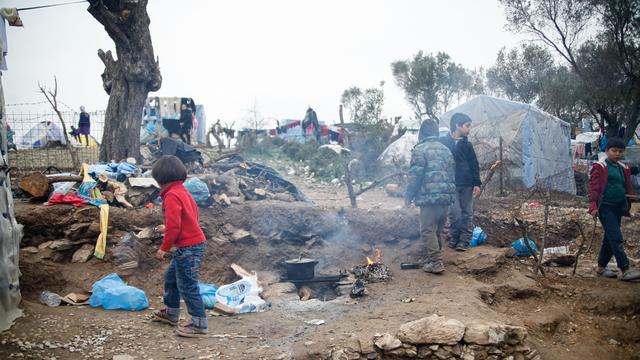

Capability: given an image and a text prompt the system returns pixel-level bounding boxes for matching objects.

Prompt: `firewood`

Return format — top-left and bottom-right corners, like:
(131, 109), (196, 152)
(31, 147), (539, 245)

(18, 173), (82, 198)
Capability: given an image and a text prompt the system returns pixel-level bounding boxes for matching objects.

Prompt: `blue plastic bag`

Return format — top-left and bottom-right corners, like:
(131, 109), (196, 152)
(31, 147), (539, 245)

(184, 177), (211, 206)
(512, 238), (539, 257)
(89, 273), (149, 311)
(469, 227), (487, 247)
(199, 282), (218, 309)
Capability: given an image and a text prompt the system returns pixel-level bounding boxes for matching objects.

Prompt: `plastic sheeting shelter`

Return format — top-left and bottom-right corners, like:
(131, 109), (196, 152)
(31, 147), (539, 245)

(378, 132), (418, 166)
(19, 121), (66, 149)
(439, 96), (576, 194)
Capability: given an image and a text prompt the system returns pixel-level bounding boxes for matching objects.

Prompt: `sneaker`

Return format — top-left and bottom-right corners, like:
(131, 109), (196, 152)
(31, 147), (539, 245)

(620, 269), (640, 282)
(455, 244), (469, 252)
(423, 261), (445, 274)
(152, 308), (179, 326)
(447, 242), (457, 250)
(176, 322), (209, 338)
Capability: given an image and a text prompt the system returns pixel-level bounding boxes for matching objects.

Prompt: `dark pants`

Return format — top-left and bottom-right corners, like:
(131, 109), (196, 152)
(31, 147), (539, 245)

(597, 204), (630, 271)
(449, 186), (474, 247)
(164, 243), (207, 329)
(180, 126), (192, 144)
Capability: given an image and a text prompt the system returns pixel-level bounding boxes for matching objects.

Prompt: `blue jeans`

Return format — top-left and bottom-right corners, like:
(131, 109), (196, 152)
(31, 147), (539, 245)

(164, 243), (208, 329)
(597, 204), (629, 271)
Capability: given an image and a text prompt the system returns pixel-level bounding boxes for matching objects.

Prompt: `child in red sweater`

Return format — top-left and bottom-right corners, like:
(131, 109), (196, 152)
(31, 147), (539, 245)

(151, 155), (209, 337)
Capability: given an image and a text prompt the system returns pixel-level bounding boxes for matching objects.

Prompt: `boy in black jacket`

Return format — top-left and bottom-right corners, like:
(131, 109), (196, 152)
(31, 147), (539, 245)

(440, 113), (481, 251)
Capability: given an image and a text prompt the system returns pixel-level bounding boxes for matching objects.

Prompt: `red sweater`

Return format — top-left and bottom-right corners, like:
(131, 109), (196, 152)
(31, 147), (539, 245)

(588, 160), (634, 216)
(159, 181), (206, 252)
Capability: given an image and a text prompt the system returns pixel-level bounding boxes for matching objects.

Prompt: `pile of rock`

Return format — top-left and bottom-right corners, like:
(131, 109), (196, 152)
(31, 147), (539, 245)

(333, 314), (539, 360)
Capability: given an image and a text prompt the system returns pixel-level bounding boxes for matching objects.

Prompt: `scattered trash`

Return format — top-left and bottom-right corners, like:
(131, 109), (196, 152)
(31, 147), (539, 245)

(89, 273), (149, 311)
(470, 226), (487, 247)
(215, 274), (270, 314)
(350, 279), (367, 298)
(401, 297), (415, 303)
(199, 283), (219, 309)
(184, 177), (212, 207)
(304, 319), (326, 326)
(112, 232), (145, 274)
(39, 290), (62, 307)
(527, 202), (542, 207)
(512, 238), (539, 257)
(545, 246), (569, 255)
(60, 292), (90, 306)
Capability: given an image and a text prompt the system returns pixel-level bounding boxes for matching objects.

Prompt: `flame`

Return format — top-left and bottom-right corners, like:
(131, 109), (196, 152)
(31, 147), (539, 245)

(366, 249), (382, 267)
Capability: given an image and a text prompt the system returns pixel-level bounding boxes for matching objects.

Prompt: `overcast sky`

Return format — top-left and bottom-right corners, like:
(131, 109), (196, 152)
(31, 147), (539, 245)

(2, 0), (524, 129)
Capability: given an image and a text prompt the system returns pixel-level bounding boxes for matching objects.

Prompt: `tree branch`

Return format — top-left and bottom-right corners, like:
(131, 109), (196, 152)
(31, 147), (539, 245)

(87, 0), (131, 50)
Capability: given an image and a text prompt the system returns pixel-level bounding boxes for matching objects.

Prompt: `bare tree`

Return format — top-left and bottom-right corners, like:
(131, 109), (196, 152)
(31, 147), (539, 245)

(87, 0), (161, 161)
(38, 77), (80, 169)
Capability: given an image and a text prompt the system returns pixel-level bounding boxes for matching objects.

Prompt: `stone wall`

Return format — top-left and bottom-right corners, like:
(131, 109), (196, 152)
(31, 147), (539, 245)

(332, 314), (538, 360)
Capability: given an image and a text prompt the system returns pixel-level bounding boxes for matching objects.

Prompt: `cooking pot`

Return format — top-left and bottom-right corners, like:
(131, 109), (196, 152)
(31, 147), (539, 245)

(285, 258), (318, 280)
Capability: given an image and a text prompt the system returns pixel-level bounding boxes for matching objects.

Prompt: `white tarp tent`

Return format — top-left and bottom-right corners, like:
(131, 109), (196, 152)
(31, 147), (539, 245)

(378, 132), (418, 166)
(19, 121), (66, 149)
(439, 95), (576, 194)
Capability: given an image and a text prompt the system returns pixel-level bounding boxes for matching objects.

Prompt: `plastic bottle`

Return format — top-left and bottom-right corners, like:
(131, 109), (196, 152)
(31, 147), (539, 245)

(39, 291), (62, 307)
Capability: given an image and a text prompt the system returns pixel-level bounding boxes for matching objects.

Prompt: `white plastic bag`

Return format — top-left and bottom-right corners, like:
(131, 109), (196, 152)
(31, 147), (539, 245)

(215, 274), (269, 313)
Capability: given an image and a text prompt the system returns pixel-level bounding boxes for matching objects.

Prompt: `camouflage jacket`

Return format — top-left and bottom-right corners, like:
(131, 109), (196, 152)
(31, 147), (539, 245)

(405, 136), (456, 207)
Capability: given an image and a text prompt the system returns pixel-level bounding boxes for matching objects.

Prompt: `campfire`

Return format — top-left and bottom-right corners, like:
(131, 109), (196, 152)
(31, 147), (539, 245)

(352, 249), (392, 283)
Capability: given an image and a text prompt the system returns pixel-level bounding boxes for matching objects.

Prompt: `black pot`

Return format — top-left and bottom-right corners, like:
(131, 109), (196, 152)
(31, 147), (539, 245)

(285, 258), (318, 280)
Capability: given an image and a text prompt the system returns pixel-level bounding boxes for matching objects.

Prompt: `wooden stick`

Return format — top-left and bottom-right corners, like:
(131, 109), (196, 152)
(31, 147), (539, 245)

(514, 217), (546, 276)
(354, 172), (404, 197)
(479, 160), (502, 196)
(535, 191), (550, 274)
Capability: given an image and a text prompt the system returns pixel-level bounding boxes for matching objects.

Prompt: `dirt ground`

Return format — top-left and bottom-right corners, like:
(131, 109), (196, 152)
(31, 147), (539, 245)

(2, 164), (640, 360)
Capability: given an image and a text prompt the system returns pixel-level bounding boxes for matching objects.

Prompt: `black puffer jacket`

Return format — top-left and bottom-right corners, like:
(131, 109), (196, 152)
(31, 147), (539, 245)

(440, 133), (481, 187)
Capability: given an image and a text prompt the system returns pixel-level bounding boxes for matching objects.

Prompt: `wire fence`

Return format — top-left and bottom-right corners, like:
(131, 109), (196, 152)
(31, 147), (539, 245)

(6, 111), (105, 178)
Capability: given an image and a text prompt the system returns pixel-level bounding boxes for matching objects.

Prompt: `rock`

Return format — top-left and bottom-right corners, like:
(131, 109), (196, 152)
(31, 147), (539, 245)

(49, 239), (74, 251)
(397, 315), (465, 345)
(387, 345), (417, 358)
(38, 241), (54, 250)
(464, 321), (528, 345)
(21, 246), (39, 254)
(417, 346), (432, 358)
(254, 188), (267, 197)
(359, 336), (376, 354)
(113, 355), (135, 360)
(231, 229), (253, 242)
(374, 333), (402, 351)
(71, 244), (94, 263)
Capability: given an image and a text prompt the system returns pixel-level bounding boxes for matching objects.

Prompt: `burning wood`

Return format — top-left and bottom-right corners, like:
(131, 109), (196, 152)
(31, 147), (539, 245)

(352, 249), (392, 283)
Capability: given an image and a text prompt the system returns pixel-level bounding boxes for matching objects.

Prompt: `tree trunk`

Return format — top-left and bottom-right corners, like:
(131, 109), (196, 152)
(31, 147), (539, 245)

(88, 0), (161, 162)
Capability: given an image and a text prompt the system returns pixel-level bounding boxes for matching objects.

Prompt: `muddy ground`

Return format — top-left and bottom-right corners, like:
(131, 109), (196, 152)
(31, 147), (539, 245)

(2, 163), (640, 360)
